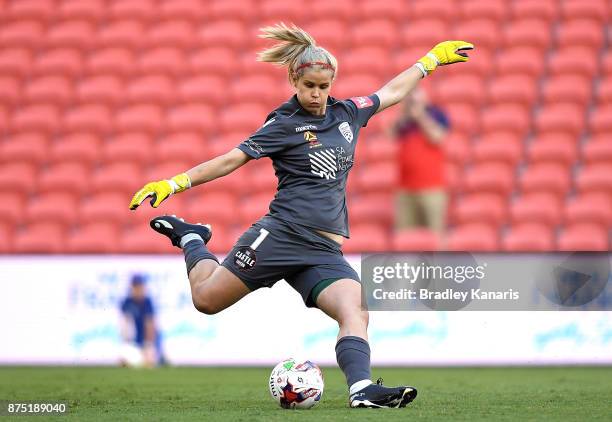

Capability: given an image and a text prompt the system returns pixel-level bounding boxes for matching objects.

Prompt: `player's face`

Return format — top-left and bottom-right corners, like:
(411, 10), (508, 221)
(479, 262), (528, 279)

(293, 69), (334, 116)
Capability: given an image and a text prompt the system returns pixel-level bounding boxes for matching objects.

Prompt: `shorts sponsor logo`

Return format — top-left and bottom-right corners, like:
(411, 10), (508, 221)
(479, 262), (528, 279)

(338, 122), (353, 143)
(350, 96), (373, 109)
(295, 124), (317, 132)
(309, 148), (337, 180)
(234, 246), (257, 271)
(304, 131), (322, 148)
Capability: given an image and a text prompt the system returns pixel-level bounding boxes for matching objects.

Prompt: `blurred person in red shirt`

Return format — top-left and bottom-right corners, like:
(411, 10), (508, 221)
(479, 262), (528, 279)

(390, 86), (450, 236)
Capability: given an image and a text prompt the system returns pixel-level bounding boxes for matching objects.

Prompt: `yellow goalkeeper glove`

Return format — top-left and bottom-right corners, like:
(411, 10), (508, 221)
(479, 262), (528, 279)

(415, 40), (474, 77)
(129, 173), (191, 210)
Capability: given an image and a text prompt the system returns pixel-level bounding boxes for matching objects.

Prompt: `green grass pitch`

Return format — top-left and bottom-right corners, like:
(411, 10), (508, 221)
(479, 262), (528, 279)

(1, 366), (610, 421)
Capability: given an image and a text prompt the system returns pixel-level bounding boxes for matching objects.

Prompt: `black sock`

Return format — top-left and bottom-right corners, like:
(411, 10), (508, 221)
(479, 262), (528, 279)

(182, 239), (218, 275)
(335, 336), (371, 388)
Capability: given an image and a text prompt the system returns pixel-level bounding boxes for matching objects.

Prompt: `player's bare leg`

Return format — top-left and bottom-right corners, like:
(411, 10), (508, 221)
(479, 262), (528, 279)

(150, 215), (251, 314)
(316, 278), (417, 408)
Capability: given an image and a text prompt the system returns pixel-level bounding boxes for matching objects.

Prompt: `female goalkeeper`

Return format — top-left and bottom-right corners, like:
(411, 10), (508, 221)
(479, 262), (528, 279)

(129, 23), (472, 408)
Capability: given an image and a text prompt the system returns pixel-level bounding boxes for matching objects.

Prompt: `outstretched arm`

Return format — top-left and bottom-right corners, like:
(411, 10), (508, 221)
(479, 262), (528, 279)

(375, 40), (474, 114)
(129, 148), (251, 210)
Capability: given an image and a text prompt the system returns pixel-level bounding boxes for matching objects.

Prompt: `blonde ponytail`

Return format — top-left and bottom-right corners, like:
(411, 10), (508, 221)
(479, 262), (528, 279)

(257, 23), (338, 80)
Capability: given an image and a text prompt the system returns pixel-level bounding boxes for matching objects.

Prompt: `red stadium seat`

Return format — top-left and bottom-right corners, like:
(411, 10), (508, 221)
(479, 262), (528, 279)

(138, 47), (188, 76)
(5, 0), (55, 23)
(238, 192), (274, 224)
(58, 0), (106, 23)
(494, 47), (544, 79)
(502, 223), (554, 251)
(561, 0), (608, 23)
(446, 224), (499, 251)
(305, 19), (348, 52)
(341, 47), (392, 80)
(527, 138), (576, 167)
(401, 20), (448, 50)
(557, 20), (604, 51)
(184, 192), (239, 228)
(350, 19), (398, 49)
(0, 76), (20, 105)
(259, 1), (305, 25)
(108, 0), (156, 22)
(358, 0), (409, 23)
(443, 103), (480, 136)
(24, 75), (73, 105)
(392, 229), (439, 251)
(145, 19), (196, 49)
(219, 103), (267, 134)
(0, 192), (26, 226)
(480, 104), (530, 136)
(583, 137), (612, 166)
(67, 222), (120, 253)
(11, 104), (61, 133)
(24, 192), (79, 228)
(115, 104), (164, 134)
(50, 132), (102, 164)
(462, 163), (514, 196)
(76, 75), (124, 105)
(91, 163), (143, 195)
(444, 133), (471, 165)
(342, 223), (390, 253)
(103, 132), (153, 164)
(519, 164), (570, 199)
(38, 162), (89, 195)
(63, 104), (113, 134)
(97, 19), (146, 50)
(454, 19), (499, 51)
(472, 138), (522, 167)
(0, 223), (11, 253)
(511, 0), (558, 22)
(0, 132), (49, 165)
(488, 75), (537, 107)
(603, 51), (612, 77)
(189, 47), (239, 78)
(177, 75), (226, 107)
(208, 0), (254, 23)
(311, 0), (355, 22)
(503, 19), (552, 50)
(535, 104), (584, 137)
(158, 0), (208, 22)
(589, 106), (612, 135)
(157, 132), (210, 165)
(597, 77), (612, 106)
(357, 162), (399, 193)
(332, 74), (382, 100)
(558, 223), (608, 251)
(198, 20), (248, 50)
(86, 47), (136, 77)
(166, 103), (216, 134)
(208, 226), (246, 255)
(575, 164), (612, 195)
(33, 48), (84, 77)
(349, 193), (394, 226)
(0, 47), (33, 76)
(509, 193), (562, 228)
(359, 135), (399, 165)
(564, 194), (611, 230)
(126, 75), (175, 105)
(459, 0), (508, 22)
(229, 75), (284, 106)
(453, 194), (507, 228)
(542, 75), (591, 107)
(119, 224), (175, 253)
(411, 0), (457, 24)
(46, 20), (96, 50)
(548, 48), (599, 81)
(14, 222), (66, 253)
(0, 20), (45, 49)
(79, 192), (131, 225)
(433, 75), (485, 107)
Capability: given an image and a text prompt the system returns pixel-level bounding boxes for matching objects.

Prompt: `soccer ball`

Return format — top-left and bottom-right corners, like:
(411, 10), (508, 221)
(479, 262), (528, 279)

(268, 358), (324, 409)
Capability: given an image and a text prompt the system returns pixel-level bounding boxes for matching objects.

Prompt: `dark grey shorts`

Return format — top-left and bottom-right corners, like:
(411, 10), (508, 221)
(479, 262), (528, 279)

(221, 215), (360, 307)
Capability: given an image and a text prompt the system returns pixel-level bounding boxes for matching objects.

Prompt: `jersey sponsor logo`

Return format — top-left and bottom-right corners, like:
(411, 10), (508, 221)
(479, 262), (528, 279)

(304, 131), (323, 148)
(309, 149), (337, 180)
(338, 121), (353, 143)
(350, 96), (374, 109)
(295, 124), (317, 132)
(233, 246), (257, 271)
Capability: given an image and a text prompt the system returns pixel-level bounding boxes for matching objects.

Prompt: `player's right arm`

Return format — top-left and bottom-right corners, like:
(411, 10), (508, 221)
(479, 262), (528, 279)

(129, 148), (251, 210)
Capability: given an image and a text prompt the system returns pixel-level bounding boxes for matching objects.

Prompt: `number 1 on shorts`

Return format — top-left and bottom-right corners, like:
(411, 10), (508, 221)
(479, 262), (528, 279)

(250, 228), (269, 250)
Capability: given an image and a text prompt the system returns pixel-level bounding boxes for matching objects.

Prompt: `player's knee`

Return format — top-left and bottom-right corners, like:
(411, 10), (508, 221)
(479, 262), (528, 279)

(337, 307), (368, 328)
(192, 297), (221, 315)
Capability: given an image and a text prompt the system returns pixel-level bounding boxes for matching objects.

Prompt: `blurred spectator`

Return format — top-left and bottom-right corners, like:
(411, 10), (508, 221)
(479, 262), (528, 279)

(389, 86), (450, 236)
(119, 274), (164, 367)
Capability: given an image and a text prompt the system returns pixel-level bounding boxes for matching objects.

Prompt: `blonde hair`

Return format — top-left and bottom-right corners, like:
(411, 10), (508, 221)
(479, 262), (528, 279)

(257, 23), (338, 81)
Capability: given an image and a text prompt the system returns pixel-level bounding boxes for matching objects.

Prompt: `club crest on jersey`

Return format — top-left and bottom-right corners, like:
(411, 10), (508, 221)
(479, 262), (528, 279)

(304, 131), (322, 148)
(350, 96), (374, 109)
(309, 149), (337, 180)
(338, 122), (353, 143)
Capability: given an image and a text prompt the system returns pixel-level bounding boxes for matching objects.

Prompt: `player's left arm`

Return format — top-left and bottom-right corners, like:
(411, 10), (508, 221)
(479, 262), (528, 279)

(375, 40), (474, 114)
